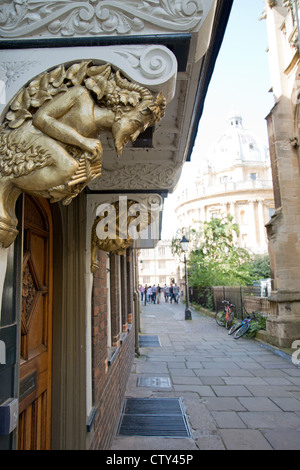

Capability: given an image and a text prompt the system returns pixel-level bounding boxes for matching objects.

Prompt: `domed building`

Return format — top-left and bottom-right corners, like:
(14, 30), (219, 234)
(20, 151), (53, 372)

(175, 110), (275, 254)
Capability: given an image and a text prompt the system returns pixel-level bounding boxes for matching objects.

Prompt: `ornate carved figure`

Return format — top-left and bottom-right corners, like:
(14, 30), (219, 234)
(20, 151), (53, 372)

(91, 199), (151, 272)
(0, 60), (166, 247)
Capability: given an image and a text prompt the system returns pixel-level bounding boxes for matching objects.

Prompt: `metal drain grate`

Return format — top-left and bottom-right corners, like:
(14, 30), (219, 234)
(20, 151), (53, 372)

(117, 398), (191, 438)
(139, 335), (161, 347)
(137, 377), (171, 388)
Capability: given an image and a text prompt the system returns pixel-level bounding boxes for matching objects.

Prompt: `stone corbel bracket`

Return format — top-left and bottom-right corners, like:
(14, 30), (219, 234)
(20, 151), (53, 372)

(88, 193), (163, 273)
(0, 47), (175, 249)
(0, 44), (177, 118)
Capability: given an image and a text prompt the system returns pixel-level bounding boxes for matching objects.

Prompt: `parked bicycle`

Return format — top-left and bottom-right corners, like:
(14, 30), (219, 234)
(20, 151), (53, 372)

(228, 312), (257, 339)
(215, 300), (235, 330)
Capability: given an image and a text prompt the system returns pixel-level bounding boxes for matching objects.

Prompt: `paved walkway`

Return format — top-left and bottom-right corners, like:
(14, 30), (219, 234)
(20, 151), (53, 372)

(111, 300), (300, 451)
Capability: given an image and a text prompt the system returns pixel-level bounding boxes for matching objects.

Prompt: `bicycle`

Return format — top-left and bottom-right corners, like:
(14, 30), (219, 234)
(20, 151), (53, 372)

(228, 312), (256, 339)
(215, 300), (235, 330)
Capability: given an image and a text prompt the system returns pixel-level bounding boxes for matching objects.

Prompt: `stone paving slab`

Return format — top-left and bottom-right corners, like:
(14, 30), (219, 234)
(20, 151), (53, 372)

(263, 429), (300, 450)
(219, 429), (273, 450)
(237, 397), (283, 412)
(110, 303), (300, 451)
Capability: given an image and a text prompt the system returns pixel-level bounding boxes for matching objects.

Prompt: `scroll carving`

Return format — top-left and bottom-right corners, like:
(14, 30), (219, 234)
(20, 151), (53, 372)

(0, 0), (204, 38)
(0, 60), (166, 247)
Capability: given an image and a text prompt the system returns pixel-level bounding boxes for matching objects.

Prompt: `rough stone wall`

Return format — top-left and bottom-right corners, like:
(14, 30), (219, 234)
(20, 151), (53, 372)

(265, 97), (300, 347)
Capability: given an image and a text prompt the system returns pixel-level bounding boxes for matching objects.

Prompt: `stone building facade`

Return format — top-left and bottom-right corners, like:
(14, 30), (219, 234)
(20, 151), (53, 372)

(138, 240), (179, 287)
(263, 0), (300, 347)
(175, 110), (275, 254)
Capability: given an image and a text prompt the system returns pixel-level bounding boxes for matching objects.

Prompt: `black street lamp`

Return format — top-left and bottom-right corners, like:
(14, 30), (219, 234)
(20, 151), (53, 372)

(180, 236), (192, 320)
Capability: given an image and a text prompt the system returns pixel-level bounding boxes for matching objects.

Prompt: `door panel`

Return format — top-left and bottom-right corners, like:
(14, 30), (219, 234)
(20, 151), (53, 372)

(18, 196), (53, 450)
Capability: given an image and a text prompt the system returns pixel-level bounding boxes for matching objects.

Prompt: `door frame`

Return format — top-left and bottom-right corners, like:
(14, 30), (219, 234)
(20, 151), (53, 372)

(15, 193), (87, 450)
(18, 195), (53, 450)
(50, 193), (87, 450)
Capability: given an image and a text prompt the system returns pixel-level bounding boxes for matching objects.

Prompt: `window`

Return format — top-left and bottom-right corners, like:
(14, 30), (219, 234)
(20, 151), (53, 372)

(158, 247), (165, 256)
(158, 260), (166, 269)
(143, 276), (150, 284)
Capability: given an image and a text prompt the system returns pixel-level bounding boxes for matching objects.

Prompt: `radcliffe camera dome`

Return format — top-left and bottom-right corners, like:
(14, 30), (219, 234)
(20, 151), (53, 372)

(207, 109), (269, 171)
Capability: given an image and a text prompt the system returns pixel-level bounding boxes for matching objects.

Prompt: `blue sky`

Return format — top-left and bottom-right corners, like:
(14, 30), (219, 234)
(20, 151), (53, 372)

(195, 0), (273, 155)
(161, 0), (274, 238)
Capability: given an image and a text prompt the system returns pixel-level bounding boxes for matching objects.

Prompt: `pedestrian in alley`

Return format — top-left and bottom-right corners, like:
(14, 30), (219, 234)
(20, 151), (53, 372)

(139, 285), (144, 302)
(157, 284), (161, 304)
(164, 284), (169, 302)
(174, 283), (179, 303)
(169, 283), (174, 303)
(144, 284), (147, 305)
(147, 285), (152, 303)
(152, 285), (157, 304)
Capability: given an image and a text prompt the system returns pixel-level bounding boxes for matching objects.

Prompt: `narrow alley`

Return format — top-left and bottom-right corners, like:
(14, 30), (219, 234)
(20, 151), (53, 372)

(111, 300), (300, 451)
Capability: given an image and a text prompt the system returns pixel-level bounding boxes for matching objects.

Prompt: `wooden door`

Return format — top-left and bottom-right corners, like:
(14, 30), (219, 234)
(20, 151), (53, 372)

(18, 195), (53, 450)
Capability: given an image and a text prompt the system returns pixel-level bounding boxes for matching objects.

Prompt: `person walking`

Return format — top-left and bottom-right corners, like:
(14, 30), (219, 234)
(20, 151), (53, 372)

(144, 284), (148, 305)
(169, 284), (174, 303)
(152, 285), (157, 304)
(139, 285), (144, 302)
(164, 284), (169, 302)
(174, 283), (179, 303)
(147, 285), (152, 303)
(157, 284), (160, 304)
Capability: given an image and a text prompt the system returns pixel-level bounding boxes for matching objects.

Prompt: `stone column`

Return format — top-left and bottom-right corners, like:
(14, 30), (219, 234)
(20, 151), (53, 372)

(257, 199), (267, 251)
(248, 200), (258, 250)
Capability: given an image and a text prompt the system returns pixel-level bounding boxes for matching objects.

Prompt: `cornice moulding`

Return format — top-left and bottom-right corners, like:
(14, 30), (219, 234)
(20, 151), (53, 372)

(0, 0), (214, 39)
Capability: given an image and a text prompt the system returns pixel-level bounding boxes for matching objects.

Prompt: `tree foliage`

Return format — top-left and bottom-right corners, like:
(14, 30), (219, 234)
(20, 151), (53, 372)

(172, 215), (253, 288)
(247, 254), (271, 281)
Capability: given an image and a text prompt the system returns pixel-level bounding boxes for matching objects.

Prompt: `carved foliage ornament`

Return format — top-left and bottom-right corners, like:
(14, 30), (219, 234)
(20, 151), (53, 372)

(91, 199), (152, 272)
(0, 0), (203, 38)
(0, 60), (166, 248)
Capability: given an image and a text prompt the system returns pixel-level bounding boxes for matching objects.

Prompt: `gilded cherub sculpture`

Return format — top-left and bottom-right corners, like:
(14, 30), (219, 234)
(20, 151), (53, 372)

(0, 61), (166, 247)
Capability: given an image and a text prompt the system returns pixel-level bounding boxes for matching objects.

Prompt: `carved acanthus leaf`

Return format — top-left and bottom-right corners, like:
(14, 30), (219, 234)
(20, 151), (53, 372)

(0, 0), (203, 38)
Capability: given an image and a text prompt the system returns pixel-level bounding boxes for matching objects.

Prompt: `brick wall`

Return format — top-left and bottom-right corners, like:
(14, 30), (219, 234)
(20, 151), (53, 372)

(89, 249), (135, 450)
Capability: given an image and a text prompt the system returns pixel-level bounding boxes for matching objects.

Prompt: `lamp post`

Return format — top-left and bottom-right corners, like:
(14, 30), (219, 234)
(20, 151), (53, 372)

(180, 236), (192, 320)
